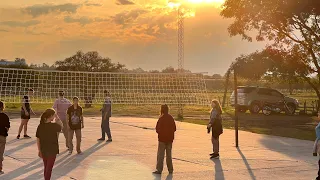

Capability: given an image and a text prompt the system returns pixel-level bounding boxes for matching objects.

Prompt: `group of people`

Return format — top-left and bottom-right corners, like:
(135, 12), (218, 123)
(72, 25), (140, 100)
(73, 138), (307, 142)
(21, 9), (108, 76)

(4, 91), (320, 180)
(0, 91), (225, 179)
(0, 89), (113, 180)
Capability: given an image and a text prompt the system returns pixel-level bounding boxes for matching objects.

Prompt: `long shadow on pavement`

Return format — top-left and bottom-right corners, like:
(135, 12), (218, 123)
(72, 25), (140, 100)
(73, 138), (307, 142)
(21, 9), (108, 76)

(6, 139), (20, 145)
(23, 141), (109, 179)
(211, 158), (225, 180)
(153, 174), (173, 180)
(260, 137), (313, 163)
(5, 140), (36, 156)
(237, 147), (256, 180)
(1, 151), (68, 180)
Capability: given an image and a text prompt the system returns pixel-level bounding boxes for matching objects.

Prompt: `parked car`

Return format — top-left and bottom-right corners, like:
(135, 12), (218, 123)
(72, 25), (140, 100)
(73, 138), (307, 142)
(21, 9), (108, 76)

(230, 86), (299, 114)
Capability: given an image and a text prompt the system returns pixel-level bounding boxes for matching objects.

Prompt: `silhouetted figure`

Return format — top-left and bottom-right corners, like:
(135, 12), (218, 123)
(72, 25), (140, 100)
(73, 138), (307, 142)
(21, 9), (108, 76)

(313, 111), (320, 180)
(0, 101), (10, 175)
(52, 91), (71, 149)
(67, 97), (84, 154)
(98, 90), (112, 142)
(36, 108), (63, 180)
(207, 100), (223, 159)
(153, 104), (176, 175)
(17, 88), (36, 139)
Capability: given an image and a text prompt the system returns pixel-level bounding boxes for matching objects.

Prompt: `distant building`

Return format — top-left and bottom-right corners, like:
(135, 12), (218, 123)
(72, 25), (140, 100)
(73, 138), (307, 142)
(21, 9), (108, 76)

(0, 59), (27, 66)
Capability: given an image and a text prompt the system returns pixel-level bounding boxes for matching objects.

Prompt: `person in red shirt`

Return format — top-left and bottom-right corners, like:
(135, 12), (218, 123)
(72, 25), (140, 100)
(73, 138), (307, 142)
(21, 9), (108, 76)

(153, 104), (176, 175)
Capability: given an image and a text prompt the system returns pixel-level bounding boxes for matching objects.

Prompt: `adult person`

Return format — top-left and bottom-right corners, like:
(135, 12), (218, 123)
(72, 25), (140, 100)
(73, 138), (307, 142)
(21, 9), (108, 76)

(53, 90), (71, 149)
(153, 104), (176, 175)
(0, 101), (10, 175)
(207, 100), (223, 159)
(67, 97), (84, 154)
(98, 90), (112, 142)
(36, 108), (63, 180)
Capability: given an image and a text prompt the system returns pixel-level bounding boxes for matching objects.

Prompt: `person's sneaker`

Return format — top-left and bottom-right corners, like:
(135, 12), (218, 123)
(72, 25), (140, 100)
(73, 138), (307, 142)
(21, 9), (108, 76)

(68, 151), (72, 155)
(97, 138), (105, 141)
(152, 171), (161, 174)
(77, 151), (82, 155)
(24, 135), (31, 138)
(16, 135), (20, 139)
(0, 170), (4, 175)
(210, 153), (220, 159)
(209, 153), (214, 156)
(106, 139), (112, 142)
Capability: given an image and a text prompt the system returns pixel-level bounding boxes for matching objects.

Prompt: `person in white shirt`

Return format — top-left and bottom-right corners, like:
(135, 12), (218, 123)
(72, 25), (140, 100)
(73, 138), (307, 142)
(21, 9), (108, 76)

(52, 91), (71, 149)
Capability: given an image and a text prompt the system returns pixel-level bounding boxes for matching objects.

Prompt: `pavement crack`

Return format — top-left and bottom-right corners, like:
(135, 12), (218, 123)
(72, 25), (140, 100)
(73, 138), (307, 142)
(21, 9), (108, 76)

(172, 157), (212, 167)
(5, 154), (25, 163)
(110, 121), (155, 130)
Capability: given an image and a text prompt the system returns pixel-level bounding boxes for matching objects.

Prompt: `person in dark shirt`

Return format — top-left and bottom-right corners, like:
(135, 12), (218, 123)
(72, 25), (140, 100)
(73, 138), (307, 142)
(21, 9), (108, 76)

(98, 90), (112, 142)
(0, 101), (10, 175)
(153, 104), (176, 175)
(36, 108), (63, 180)
(67, 97), (84, 155)
(17, 88), (36, 139)
(207, 100), (223, 159)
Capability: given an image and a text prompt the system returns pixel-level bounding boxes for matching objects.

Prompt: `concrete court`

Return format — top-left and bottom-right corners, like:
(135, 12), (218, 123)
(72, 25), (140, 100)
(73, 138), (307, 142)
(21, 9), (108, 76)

(0, 116), (318, 180)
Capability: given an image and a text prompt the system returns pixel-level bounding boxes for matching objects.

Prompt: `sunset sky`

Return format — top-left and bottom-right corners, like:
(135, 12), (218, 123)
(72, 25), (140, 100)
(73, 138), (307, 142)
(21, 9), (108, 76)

(0, 0), (266, 75)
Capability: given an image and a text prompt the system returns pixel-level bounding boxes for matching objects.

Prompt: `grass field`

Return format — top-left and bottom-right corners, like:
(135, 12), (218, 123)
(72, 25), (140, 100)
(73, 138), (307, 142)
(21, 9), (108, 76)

(2, 91), (319, 141)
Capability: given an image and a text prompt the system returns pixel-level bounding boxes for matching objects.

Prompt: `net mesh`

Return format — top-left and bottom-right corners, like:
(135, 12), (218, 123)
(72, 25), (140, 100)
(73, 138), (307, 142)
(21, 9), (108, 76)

(0, 67), (209, 105)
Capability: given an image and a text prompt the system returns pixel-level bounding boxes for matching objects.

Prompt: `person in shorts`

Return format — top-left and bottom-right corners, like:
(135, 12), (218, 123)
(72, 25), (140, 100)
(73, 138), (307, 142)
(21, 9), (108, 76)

(17, 88), (36, 139)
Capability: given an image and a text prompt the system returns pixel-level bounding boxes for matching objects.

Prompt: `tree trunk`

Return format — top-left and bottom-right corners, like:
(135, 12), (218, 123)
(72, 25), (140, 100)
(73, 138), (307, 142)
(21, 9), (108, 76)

(289, 81), (293, 95)
(222, 70), (231, 107)
(302, 76), (320, 111)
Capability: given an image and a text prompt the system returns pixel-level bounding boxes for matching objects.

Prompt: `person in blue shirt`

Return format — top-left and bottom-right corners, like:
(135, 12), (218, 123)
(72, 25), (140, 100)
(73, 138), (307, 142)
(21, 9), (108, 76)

(313, 111), (320, 180)
(98, 90), (112, 142)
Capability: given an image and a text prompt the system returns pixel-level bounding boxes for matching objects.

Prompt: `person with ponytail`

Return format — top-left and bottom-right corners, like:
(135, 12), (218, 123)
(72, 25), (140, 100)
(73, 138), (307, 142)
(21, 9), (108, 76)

(36, 108), (63, 180)
(207, 100), (223, 159)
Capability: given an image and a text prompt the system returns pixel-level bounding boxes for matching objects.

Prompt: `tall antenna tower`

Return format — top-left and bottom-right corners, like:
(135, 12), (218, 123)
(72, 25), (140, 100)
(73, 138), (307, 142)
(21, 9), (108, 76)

(177, 6), (184, 119)
(177, 7), (184, 72)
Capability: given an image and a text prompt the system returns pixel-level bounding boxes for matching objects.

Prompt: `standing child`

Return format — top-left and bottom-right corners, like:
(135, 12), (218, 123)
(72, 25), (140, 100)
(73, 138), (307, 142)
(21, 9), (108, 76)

(153, 104), (176, 175)
(17, 88), (36, 139)
(36, 109), (63, 180)
(207, 100), (223, 159)
(313, 111), (320, 180)
(67, 97), (84, 154)
(0, 101), (10, 175)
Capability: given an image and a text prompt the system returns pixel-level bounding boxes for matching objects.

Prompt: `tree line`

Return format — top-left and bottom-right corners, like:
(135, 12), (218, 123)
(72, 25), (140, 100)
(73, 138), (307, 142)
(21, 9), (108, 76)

(1, 51), (194, 74)
(221, 0), (320, 98)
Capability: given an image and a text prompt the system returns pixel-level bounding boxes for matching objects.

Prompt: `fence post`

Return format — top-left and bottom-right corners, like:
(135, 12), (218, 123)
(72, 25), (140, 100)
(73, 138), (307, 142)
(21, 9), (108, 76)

(304, 101), (307, 114)
(234, 68), (239, 148)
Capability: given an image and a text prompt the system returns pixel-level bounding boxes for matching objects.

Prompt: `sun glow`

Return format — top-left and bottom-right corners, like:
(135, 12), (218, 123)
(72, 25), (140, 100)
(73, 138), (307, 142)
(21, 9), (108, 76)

(187, 0), (225, 4)
(168, 0), (225, 8)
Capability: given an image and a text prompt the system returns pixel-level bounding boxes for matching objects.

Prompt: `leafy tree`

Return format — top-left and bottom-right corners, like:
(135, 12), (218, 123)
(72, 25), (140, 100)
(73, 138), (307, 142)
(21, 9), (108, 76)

(162, 66), (176, 73)
(221, 0), (320, 99)
(55, 51), (124, 72)
(212, 74), (223, 79)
